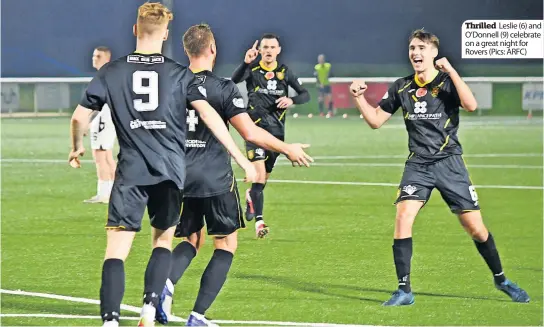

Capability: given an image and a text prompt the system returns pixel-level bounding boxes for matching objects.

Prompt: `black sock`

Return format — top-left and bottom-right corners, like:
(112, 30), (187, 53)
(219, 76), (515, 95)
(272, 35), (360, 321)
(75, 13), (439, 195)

(393, 238), (413, 293)
(193, 249), (234, 315)
(328, 100), (333, 112)
(250, 183), (265, 220)
(100, 259), (124, 322)
(143, 247), (172, 307)
(318, 101), (324, 113)
(474, 233), (506, 284)
(169, 241), (197, 285)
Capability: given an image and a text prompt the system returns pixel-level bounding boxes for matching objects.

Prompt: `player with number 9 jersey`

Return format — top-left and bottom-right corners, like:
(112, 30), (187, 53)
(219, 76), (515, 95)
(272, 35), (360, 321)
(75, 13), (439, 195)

(81, 53), (205, 196)
(79, 52), (210, 242)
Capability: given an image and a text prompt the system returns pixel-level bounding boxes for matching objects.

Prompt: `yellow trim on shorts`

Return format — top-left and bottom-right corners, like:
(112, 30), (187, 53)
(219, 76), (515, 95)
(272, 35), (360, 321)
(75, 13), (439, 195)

(230, 175), (235, 192)
(233, 186), (245, 230)
(105, 226), (126, 230)
(408, 152), (415, 160)
(404, 112), (409, 119)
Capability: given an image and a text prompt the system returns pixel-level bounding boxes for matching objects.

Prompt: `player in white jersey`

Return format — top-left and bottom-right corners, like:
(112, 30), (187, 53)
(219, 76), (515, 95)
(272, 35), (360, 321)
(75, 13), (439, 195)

(85, 46), (117, 204)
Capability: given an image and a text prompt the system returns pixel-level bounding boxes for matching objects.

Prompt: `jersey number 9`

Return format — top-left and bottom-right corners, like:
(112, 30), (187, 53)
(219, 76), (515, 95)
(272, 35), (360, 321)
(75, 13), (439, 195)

(133, 71), (159, 111)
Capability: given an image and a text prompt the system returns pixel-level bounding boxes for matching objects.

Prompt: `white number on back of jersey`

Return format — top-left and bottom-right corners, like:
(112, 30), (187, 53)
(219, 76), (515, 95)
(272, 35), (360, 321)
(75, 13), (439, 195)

(133, 71), (159, 111)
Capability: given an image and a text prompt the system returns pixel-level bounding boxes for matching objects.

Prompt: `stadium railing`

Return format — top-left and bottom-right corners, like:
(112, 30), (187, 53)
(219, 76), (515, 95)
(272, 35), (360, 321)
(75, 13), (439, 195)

(1, 77), (542, 117)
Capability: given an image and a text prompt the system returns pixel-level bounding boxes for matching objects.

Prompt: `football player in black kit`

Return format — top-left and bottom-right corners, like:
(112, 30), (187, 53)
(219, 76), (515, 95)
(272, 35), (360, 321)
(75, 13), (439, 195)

(232, 34), (310, 238)
(350, 29), (529, 306)
(68, 4), (257, 327)
(155, 24), (313, 326)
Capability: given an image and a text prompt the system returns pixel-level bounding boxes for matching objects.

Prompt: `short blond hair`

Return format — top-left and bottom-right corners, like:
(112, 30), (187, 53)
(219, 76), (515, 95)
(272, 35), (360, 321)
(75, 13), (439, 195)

(183, 24), (215, 57)
(136, 2), (173, 37)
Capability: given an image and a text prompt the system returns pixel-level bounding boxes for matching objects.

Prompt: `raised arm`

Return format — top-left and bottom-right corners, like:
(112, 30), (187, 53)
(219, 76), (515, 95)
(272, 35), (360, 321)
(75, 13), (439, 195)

(436, 58), (477, 112)
(231, 40), (259, 83)
(349, 80), (396, 129)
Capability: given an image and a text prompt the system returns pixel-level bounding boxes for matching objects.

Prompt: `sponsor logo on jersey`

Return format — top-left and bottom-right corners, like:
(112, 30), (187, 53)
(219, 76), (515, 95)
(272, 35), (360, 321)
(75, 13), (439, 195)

(127, 55), (164, 64)
(130, 119), (166, 129)
(416, 88), (427, 97)
(185, 139), (206, 148)
(406, 113), (443, 120)
(265, 72), (275, 80)
(256, 88), (285, 96)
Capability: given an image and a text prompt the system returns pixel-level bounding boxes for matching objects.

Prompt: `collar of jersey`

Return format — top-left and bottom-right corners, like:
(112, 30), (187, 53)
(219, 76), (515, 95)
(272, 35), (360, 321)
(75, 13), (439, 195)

(191, 68), (210, 74)
(133, 51), (162, 55)
(259, 60), (278, 71)
(413, 69), (439, 87)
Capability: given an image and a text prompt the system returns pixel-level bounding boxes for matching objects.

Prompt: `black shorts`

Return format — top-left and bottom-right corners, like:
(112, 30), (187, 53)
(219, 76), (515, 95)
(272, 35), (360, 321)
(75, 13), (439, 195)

(319, 85), (332, 95)
(246, 137), (283, 173)
(395, 155), (480, 213)
(107, 180), (183, 232)
(175, 186), (244, 238)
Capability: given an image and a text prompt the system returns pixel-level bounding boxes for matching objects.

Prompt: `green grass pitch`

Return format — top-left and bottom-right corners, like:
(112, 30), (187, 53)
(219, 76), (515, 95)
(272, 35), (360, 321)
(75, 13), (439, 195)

(1, 116), (542, 326)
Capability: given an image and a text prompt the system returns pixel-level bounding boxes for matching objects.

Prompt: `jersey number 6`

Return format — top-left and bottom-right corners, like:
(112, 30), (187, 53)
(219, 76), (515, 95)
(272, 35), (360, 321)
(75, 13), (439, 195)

(133, 71), (159, 111)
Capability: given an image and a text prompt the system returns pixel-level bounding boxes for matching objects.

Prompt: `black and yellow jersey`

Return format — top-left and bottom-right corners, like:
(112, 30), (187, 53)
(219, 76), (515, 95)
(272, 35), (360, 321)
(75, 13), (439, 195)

(231, 60), (309, 137)
(379, 71), (463, 163)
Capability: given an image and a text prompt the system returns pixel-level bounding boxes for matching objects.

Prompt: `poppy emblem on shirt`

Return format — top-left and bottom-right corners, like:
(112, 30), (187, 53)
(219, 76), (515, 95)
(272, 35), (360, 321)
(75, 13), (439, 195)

(265, 72), (275, 80)
(416, 88), (427, 97)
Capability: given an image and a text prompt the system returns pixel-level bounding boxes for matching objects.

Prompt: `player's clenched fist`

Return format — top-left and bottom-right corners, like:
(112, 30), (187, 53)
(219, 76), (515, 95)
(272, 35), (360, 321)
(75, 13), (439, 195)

(244, 40), (259, 64)
(349, 80), (367, 98)
(435, 57), (454, 74)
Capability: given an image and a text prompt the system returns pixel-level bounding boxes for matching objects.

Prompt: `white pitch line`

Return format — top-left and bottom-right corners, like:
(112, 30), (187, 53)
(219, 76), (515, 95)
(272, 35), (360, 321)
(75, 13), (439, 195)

(0, 289), (382, 327)
(0, 313), (140, 321)
(2, 157), (543, 170)
(275, 162), (543, 169)
(303, 153), (543, 159)
(261, 179), (543, 190)
(0, 159), (541, 189)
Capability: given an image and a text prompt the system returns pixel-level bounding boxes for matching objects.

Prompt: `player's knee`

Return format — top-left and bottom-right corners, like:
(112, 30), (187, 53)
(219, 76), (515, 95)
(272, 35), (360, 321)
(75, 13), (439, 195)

(395, 208), (417, 223)
(186, 229), (205, 252)
(152, 227), (176, 250)
(104, 234), (133, 261)
(464, 223), (488, 242)
(213, 233), (237, 254)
